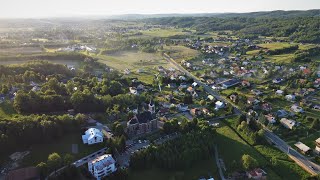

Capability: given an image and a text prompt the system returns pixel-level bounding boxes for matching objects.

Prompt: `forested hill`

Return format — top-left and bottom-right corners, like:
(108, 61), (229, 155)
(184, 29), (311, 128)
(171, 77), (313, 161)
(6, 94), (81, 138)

(211, 9), (320, 18)
(144, 15), (320, 43)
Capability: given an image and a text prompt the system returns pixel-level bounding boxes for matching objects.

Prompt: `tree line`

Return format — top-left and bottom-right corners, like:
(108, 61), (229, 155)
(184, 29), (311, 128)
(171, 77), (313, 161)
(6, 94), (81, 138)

(0, 114), (86, 154)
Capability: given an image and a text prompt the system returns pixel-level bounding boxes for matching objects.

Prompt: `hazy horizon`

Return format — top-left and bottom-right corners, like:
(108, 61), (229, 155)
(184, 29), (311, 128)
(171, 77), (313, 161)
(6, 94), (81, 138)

(1, 0), (320, 18)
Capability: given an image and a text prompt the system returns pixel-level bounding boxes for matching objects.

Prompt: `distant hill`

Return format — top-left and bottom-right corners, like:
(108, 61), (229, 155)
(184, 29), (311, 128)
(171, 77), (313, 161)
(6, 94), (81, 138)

(108, 9), (320, 19)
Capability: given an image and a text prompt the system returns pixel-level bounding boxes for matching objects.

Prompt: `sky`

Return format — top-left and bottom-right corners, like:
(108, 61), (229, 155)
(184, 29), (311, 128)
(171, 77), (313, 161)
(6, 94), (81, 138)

(1, 0), (320, 18)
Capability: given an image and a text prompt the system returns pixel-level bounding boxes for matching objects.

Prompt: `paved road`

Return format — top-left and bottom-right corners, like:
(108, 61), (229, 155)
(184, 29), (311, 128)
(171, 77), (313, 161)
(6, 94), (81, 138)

(264, 129), (320, 175)
(163, 53), (320, 175)
(214, 146), (226, 180)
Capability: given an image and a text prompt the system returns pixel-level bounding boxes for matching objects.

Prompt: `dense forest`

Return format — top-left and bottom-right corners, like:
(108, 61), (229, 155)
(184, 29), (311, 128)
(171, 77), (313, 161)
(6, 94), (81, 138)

(146, 16), (320, 43)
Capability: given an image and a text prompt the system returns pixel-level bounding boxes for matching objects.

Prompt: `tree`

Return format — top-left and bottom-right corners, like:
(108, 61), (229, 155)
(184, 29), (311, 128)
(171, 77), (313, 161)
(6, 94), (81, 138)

(183, 94), (193, 104)
(47, 152), (62, 173)
(242, 154), (258, 170)
(63, 154), (74, 166)
(36, 162), (48, 179)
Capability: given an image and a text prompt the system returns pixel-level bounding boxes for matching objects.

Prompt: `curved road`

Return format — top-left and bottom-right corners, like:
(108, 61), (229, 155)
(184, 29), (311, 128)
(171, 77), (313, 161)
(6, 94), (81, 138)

(163, 53), (320, 175)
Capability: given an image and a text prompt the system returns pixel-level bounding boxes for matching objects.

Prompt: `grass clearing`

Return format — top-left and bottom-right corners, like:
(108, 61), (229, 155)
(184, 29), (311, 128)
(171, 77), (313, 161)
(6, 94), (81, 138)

(21, 132), (105, 167)
(98, 50), (170, 71)
(128, 158), (218, 180)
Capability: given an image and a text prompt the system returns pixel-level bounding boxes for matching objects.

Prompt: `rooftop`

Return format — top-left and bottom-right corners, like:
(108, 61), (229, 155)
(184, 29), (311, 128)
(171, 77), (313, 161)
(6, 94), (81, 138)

(91, 154), (116, 171)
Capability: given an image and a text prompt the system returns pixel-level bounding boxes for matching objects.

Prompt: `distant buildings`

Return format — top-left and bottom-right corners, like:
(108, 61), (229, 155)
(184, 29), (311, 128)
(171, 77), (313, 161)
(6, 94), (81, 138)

(82, 128), (104, 145)
(88, 154), (117, 180)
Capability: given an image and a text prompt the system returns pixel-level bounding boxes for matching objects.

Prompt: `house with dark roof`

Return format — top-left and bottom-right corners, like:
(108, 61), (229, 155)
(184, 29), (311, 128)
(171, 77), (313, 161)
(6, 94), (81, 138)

(126, 109), (158, 137)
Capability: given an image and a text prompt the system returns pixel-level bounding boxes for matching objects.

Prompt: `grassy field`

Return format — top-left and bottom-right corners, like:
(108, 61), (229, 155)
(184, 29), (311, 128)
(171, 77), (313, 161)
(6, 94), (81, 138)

(98, 51), (170, 70)
(163, 45), (200, 62)
(215, 123), (282, 179)
(139, 28), (189, 38)
(128, 158), (218, 180)
(265, 54), (295, 64)
(257, 43), (294, 50)
(220, 117), (310, 179)
(97, 50), (175, 84)
(21, 132), (105, 167)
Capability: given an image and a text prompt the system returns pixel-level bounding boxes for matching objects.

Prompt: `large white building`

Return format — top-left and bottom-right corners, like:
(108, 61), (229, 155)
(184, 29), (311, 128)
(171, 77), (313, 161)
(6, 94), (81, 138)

(88, 154), (117, 180)
(82, 128), (104, 145)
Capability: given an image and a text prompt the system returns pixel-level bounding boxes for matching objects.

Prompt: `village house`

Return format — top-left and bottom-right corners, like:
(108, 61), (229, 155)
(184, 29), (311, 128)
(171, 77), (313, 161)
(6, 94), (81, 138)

(315, 138), (320, 154)
(291, 104), (303, 113)
(285, 94), (296, 101)
(167, 83), (177, 89)
(272, 78), (283, 84)
(88, 154), (117, 179)
(275, 90), (284, 96)
(82, 128), (104, 145)
(280, 118), (296, 130)
(187, 86), (194, 93)
(190, 108), (202, 116)
(215, 101), (225, 110)
(129, 87), (138, 95)
(229, 94), (237, 103)
(261, 103), (272, 111)
(221, 79), (240, 89)
(277, 109), (290, 117)
(247, 97), (260, 105)
(294, 142), (311, 154)
(177, 103), (189, 112)
(241, 80), (251, 87)
(247, 168), (267, 180)
(265, 114), (276, 124)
